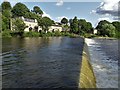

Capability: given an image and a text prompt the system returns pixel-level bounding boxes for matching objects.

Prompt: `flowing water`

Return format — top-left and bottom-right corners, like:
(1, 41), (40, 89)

(2, 37), (84, 88)
(85, 38), (119, 88)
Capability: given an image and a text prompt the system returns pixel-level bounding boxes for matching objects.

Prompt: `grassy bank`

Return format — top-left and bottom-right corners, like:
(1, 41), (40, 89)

(1, 31), (82, 38)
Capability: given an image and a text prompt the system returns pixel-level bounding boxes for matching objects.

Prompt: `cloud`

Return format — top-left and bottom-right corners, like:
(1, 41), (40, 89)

(98, 17), (113, 22)
(94, 17), (113, 27)
(56, 0), (63, 6)
(95, 0), (120, 17)
(42, 11), (52, 19)
(55, 16), (68, 22)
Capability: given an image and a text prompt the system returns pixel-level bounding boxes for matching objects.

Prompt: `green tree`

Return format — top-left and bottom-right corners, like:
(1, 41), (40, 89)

(112, 21), (120, 38)
(86, 22), (93, 33)
(78, 19), (87, 34)
(61, 18), (68, 25)
(38, 17), (53, 32)
(96, 20), (111, 36)
(24, 12), (37, 19)
(70, 16), (79, 34)
(12, 3), (30, 17)
(1, 1), (12, 30)
(33, 6), (43, 16)
(12, 18), (26, 36)
(112, 21), (120, 32)
(1, 1), (11, 12)
(102, 23), (116, 37)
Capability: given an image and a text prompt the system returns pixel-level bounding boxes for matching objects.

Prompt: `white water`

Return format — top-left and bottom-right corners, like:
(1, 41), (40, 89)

(85, 38), (118, 88)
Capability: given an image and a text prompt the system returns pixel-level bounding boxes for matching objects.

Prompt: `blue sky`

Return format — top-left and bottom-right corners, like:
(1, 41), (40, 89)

(1, 0), (119, 27)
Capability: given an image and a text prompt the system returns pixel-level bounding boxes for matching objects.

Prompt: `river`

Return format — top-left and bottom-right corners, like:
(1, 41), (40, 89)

(2, 37), (84, 88)
(85, 38), (119, 88)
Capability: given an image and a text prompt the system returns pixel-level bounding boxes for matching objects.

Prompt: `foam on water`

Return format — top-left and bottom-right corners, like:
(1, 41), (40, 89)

(85, 38), (118, 88)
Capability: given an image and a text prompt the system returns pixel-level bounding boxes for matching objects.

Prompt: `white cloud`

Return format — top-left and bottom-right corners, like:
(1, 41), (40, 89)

(90, 10), (96, 14)
(42, 11), (52, 19)
(55, 16), (68, 22)
(94, 17), (113, 27)
(98, 17), (113, 22)
(95, 0), (119, 17)
(56, 0), (63, 6)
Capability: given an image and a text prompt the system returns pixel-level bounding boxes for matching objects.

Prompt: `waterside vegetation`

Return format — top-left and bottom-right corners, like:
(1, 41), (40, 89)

(0, 1), (120, 38)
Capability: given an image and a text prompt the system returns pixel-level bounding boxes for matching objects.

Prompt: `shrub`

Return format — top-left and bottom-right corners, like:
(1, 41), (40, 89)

(2, 30), (12, 38)
(23, 31), (40, 37)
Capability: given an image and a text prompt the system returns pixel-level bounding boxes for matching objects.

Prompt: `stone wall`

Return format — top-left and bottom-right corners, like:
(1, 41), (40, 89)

(79, 43), (96, 88)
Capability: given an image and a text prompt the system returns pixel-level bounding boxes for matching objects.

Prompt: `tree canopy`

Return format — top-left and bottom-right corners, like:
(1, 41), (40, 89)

(11, 3), (30, 17)
(33, 6), (43, 16)
(1, 1), (12, 12)
(61, 18), (68, 25)
(38, 17), (53, 32)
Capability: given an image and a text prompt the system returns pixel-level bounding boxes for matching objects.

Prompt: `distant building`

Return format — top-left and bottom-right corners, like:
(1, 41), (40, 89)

(21, 17), (42, 32)
(11, 16), (63, 32)
(49, 25), (63, 32)
(11, 17), (42, 32)
(93, 29), (97, 34)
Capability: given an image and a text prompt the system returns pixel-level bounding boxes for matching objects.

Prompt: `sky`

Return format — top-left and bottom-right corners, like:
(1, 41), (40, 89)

(0, 0), (119, 27)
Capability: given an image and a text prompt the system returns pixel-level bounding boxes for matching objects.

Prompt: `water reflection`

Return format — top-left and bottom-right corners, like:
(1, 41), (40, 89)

(2, 37), (84, 88)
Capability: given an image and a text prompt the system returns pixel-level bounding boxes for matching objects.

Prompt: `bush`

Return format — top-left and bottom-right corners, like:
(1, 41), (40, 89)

(23, 31), (40, 37)
(2, 30), (12, 37)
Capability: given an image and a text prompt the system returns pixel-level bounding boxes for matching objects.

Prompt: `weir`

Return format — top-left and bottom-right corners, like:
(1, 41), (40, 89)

(79, 43), (96, 88)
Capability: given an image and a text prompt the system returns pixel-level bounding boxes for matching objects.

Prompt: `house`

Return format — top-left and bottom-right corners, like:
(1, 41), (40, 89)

(21, 17), (42, 32)
(48, 25), (63, 32)
(93, 29), (97, 34)
(11, 17), (42, 32)
(11, 16), (63, 32)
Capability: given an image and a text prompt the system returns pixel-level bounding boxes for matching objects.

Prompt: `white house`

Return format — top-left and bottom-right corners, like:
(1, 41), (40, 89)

(48, 25), (63, 32)
(11, 17), (42, 32)
(21, 17), (42, 32)
(93, 29), (98, 34)
(11, 16), (63, 32)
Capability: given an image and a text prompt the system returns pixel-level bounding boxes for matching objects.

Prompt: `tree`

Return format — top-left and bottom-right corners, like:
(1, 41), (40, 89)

(96, 20), (111, 36)
(1, 1), (12, 12)
(102, 23), (116, 37)
(70, 16), (79, 34)
(61, 18), (68, 25)
(12, 3), (30, 17)
(112, 21), (120, 32)
(78, 19), (87, 34)
(86, 22), (93, 33)
(12, 18), (26, 36)
(1, 1), (12, 30)
(33, 6), (43, 16)
(38, 17), (53, 32)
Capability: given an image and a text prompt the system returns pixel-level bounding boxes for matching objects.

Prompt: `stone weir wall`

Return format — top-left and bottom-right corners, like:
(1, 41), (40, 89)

(79, 43), (96, 88)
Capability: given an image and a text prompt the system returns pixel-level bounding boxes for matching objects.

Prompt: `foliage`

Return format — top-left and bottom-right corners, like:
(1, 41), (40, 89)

(33, 6), (43, 16)
(11, 2), (30, 17)
(96, 20), (116, 37)
(112, 21), (120, 32)
(1, 1), (12, 31)
(24, 31), (40, 37)
(12, 18), (27, 37)
(1, 1), (12, 11)
(61, 18), (68, 25)
(39, 17), (53, 32)
(70, 16), (79, 34)
(2, 30), (12, 37)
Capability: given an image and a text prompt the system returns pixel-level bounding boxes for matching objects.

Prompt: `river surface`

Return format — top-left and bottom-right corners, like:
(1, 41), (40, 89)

(85, 38), (119, 88)
(2, 37), (84, 88)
